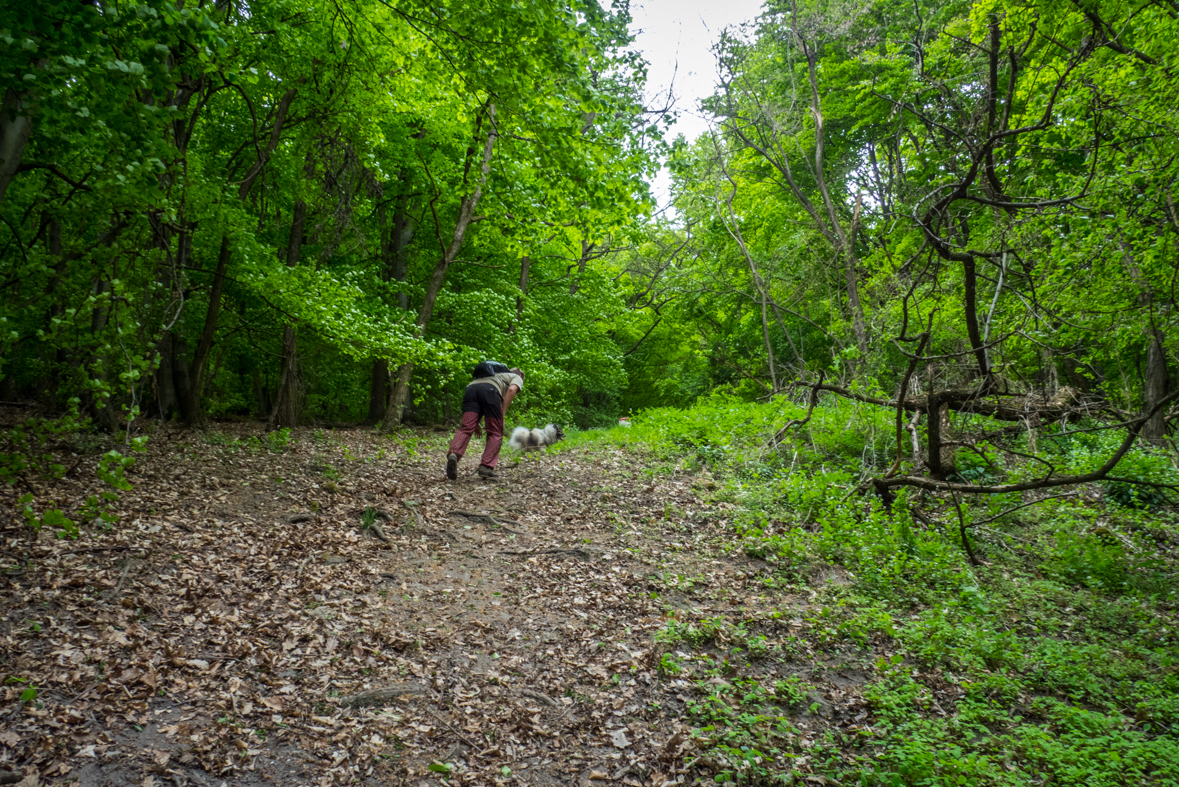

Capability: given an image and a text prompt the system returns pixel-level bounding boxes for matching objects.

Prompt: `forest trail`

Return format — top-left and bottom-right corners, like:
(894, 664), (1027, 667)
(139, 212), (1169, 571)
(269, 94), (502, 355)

(1, 424), (870, 786)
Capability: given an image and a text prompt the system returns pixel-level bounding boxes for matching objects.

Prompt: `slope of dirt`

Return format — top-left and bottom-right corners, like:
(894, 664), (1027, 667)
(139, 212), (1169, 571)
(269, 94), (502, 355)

(0, 424), (870, 786)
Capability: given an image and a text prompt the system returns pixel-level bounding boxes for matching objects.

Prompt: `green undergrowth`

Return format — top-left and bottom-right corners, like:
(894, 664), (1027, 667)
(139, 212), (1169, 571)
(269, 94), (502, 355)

(576, 394), (1179, 785)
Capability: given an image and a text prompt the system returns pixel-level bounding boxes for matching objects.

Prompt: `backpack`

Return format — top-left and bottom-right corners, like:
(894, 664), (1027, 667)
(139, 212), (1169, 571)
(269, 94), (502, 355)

(472, 361), (510, 379)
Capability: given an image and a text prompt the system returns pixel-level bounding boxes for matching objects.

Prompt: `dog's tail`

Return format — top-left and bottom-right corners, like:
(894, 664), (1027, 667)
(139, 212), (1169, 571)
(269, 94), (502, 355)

(508, 426), (531, 451)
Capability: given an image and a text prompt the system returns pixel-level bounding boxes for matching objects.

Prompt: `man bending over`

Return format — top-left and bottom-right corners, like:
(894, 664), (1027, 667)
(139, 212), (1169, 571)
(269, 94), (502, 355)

(446, 364), (524, 480)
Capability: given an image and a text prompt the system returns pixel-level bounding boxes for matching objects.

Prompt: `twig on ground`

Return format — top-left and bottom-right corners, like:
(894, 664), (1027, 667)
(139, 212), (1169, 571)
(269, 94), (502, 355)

(339, 683), (426, 708)
(109, 558), (133, 599)
(520, 688), (559, 707)
(1, 550), (28, 578)
(401, 500), (426, 531)
(498, 547), (593, 560)
(449, 510), (526, 534)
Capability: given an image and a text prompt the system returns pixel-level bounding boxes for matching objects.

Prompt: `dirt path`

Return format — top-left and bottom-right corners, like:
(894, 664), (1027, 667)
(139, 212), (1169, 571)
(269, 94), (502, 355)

(0, 425), (862, 786)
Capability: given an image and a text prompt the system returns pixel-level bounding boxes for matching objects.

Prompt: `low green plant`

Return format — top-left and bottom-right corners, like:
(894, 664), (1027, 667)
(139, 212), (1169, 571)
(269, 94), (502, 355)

(265, 428), (293, 453)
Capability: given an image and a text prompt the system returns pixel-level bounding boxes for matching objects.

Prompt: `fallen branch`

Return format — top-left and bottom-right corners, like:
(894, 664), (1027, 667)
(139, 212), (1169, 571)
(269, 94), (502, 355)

(520, 688), (559, 707)
(770, 371), (825, 445)
(952, 496), (982, 567)
(340, 683), (426, 708)
(0, 550), (28, 578)
(449, 510), (526, 534)
(874, 389), (1179, 496)
(966, 493), (1078, 528)
(784, 378), (1096, 424)
(401, 500), (426, 531)
(498, 547), (593, 560)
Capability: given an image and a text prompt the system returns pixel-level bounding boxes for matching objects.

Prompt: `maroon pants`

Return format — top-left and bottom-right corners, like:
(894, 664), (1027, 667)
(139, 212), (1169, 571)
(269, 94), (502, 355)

(448, 383), (504, 468)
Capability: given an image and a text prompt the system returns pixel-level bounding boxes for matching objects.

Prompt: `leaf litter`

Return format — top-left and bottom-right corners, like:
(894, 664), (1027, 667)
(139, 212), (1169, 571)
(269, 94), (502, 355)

(1, 423), (883, 785)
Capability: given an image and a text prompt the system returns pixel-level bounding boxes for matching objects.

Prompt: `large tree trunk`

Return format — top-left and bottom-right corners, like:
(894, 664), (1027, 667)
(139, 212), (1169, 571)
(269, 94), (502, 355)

(382, 104), (497, 431)
(0, 88), (33, 208)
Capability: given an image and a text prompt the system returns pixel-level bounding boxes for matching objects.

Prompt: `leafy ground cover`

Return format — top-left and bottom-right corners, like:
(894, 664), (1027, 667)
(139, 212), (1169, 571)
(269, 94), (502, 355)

(1, 397), (1177, 786)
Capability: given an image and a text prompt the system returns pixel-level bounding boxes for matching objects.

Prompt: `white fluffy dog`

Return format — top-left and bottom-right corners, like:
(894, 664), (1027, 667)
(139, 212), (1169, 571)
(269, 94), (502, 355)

(508, 423), (565, 451)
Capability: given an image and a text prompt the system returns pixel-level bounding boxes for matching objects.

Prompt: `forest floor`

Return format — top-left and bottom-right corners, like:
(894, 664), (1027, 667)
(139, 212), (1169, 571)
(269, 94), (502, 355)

(0, 420), (873, 787)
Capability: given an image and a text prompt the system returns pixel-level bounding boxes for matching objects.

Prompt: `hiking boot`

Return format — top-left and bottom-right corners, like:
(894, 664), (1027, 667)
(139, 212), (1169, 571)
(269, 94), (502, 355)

(476, 464), (498, 480)
(446, 453), (458, 481)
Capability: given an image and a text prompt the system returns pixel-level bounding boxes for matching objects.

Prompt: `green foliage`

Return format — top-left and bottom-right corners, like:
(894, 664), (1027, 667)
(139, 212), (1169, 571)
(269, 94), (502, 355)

(687, 677), (801, 784)
(577, 379), (1179, 786)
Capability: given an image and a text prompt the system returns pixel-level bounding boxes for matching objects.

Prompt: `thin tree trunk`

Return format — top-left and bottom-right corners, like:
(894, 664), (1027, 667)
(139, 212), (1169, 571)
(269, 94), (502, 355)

(962, 255), (989, 378)
(155, 332), (177, 421)
(1120, 239), (1170, 444)
(842, 194), (869, 360)
(760, 291), (777, 391)
(270, 199), (306, 428)
(366, 190), (414, 423)
(515, 255), (531, 328)
(927, 391), (942, 478)
(43, 218), (66, 408)
(382, 104), (497, 431)
(1143, 329), (1169, 444)
(172, 333), (193, 422)
(237, 89), (297, 200)
(570, 241), (594, 295)
(365, 358), (388, 424)
(0, 88), (33, 208)
(270, 325), (300, 428)
(180, 235), (231, 427)
(251, 366), (272, 419)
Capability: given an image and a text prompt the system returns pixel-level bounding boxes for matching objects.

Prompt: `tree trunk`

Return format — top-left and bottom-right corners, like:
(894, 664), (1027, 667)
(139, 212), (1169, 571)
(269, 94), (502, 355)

(385, 362), (415, 429)
(270, 199), (306, 428)
(570, 241), (594, 295)
(155, 332), (178, 421)
(237, 89), (297, 200)
(962, 256), (989, 378)
(939, 403), (956, 475)
(366, 191), (414, 422)
(172, 334), (193, 423)
(180, 235), (231, 427)
(270, 325), (301, 428)
(1143, 329), (1169, 444)
(926, 392), (942, 478)
(43, 217), (66, 409)
(515, 255), (531, 328)
(842, 194), (869, 361)
(0, 88), (33, 208)
(382, 104), (498, 431)
(252, 366), (272, 420)
(365, 358), (388, 425)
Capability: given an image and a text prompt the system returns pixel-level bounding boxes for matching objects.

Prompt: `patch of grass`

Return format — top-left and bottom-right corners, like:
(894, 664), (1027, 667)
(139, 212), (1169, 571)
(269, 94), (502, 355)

(572, 395), (1179, 786)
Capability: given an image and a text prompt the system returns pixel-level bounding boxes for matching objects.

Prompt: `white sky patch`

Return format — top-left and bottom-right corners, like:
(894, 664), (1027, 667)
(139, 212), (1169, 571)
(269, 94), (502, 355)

(627, 0), (766, 210)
